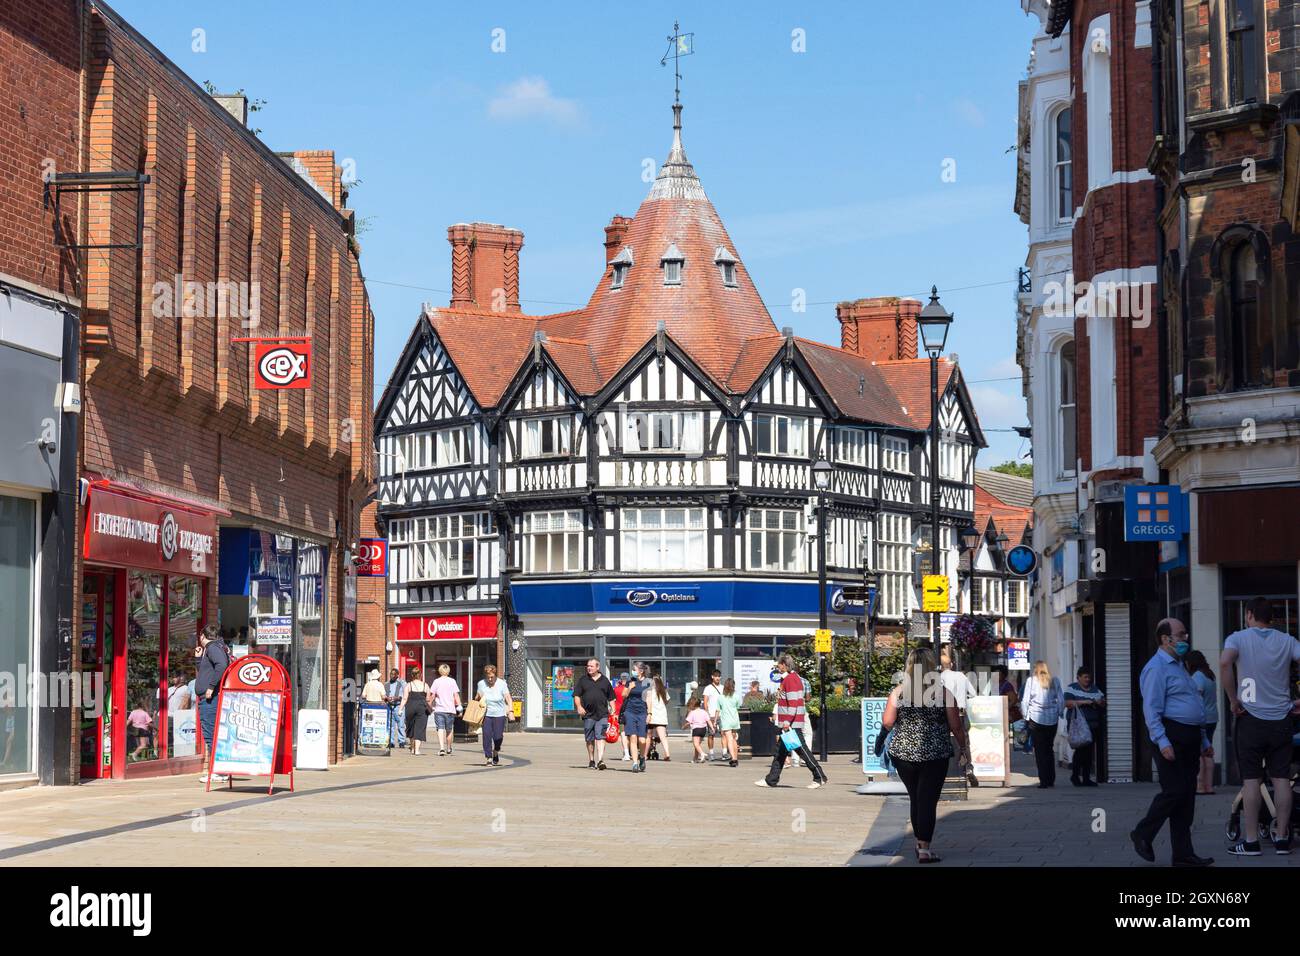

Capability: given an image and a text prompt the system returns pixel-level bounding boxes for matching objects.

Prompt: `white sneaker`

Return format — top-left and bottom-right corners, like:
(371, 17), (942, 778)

(754, 779), (775, 788)
(805, 780), (823, 789)
(621, 753), (632, 761)
(704, 752), (713, 761)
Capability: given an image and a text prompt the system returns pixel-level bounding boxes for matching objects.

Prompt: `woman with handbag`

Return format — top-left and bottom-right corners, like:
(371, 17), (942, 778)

(1064, 667), (1105, 786)
(882, 647), (968, 863)
(622, 663), (652, 773)
(401, 667), (431, 756)
(1022, 661), (1065, 787)
(474, 664), (513, 766)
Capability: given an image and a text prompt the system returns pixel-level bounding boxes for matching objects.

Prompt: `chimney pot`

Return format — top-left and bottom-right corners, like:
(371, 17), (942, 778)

(835, 296), (921, 362)
(447, 222), (524, 312)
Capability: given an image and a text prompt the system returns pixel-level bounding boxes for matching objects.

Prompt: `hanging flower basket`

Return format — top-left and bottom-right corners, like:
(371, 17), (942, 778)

(948, 614), (997, 654)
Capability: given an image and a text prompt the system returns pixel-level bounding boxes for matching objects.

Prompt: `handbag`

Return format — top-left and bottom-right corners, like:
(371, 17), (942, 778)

(780, 728), (803, 752)
(1067, 706), (1093, 748)
(463, 697), (486, 728)
(604, 716), (621, 744)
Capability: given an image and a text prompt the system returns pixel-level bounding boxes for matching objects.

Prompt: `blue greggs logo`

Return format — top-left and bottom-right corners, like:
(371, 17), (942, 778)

(1124, 484), (1188, 542)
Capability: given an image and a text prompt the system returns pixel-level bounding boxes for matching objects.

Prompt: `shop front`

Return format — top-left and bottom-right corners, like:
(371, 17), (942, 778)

(218, 528), (330, 718)
(394, 611), (501, 700)
(0, 284), (78, 787)
(80, 480), (221, 779)
(511, 578), (861, 733)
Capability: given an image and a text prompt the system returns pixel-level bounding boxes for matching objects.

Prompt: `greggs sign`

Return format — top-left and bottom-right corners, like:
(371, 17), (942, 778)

(83, 486), (218, 577)
(396, 613), (498, 641)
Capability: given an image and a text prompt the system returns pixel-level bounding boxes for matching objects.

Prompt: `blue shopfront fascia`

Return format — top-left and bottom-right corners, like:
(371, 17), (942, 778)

(511, 578), (865, 618)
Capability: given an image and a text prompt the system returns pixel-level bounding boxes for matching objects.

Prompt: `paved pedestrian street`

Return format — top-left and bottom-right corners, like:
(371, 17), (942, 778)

(0, 736), (1295, 868)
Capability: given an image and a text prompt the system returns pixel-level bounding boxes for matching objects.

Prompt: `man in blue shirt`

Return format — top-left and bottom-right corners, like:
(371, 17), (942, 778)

(1131, 618), (1214, 866)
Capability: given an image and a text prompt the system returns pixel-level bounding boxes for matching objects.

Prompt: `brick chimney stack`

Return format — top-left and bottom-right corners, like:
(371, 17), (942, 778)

(447, 222), (524, 312)
(604, 214), (633, 262)
(835, 297), (921, 362)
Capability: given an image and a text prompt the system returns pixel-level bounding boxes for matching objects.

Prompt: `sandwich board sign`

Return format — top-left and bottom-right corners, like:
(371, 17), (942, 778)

(209, 653), (295, 794)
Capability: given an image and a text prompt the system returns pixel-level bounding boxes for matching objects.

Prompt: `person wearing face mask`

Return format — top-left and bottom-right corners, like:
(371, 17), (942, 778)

(1130, 618), (1215, 867)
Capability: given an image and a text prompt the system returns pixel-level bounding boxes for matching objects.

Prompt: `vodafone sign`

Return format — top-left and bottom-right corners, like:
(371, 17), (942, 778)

(396, 613), (498, 641)
(357, 538), (387, 577)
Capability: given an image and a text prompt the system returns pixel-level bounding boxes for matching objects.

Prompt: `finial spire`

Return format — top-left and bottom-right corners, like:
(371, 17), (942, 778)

(661, 21), (694, 107)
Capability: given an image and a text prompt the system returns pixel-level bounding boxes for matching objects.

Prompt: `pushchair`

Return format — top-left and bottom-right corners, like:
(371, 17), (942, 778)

(1224, 731), (1300, 843)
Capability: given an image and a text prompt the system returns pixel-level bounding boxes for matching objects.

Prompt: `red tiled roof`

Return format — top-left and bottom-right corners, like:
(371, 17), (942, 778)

(974, 485), (1033, 537)
(871, 359), (957, 430)
(419, 106), (973, 440)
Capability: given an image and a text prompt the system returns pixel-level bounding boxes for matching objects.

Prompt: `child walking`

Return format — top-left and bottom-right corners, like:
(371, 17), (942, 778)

(684, 697), (714, 763)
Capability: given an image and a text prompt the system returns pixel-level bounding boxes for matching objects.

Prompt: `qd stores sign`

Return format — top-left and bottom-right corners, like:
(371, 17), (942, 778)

(83, 487), (217, 577)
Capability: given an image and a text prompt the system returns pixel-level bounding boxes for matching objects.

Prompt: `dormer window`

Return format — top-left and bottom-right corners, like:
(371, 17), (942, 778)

(714, 246), (738, 287)
(610, 246), (633, 290)
(660, 243), (684, 286)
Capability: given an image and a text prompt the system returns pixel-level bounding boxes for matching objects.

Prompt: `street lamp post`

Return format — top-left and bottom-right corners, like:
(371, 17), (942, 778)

(917, 287), (953, 655)
(960, 524), (981, 615)
(812, 457), (833, 763)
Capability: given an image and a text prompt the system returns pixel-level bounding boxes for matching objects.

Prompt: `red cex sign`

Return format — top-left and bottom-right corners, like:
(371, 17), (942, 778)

(357, 538), (387, 577)
(83, 486), (218, 577)
(254, 340), (312, 389)
(396, 613), (498, 641)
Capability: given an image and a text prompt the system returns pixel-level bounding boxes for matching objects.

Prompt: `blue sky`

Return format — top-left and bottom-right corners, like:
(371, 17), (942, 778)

(113, 0), (1037, 466)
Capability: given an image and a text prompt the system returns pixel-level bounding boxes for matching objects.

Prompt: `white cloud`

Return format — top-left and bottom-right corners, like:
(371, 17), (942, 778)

(983, 355), (1022, 379)
(487, 77), (582, 127)
(968, 384), (1026, 430)
(953, 97), (986, 128)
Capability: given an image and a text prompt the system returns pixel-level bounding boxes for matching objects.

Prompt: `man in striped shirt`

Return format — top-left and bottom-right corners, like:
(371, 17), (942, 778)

(756, 655), (828, 789)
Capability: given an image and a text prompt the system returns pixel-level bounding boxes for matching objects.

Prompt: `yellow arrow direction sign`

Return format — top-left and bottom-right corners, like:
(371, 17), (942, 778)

(921, 575), (949, 612)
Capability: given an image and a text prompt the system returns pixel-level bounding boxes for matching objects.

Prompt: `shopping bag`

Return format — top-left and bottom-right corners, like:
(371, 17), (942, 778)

(463, 697), (486, 728)
(1067, 707), (1093, 748)
(604, 717), (621, 744)
(780, 728), (803, 752)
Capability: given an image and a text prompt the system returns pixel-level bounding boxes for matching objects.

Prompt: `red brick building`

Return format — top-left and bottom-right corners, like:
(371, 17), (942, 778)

(1150, 0), (1300, 783)
(1, 0), (374, 786)
(0, 0), (84, 787)
(1042, 0), (1163, 782)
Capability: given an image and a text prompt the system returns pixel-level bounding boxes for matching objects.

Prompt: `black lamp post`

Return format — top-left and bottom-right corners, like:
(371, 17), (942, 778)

(917, 287), (952, 654)
(812, 456), (833, 762)
(960, 524), (981, 614)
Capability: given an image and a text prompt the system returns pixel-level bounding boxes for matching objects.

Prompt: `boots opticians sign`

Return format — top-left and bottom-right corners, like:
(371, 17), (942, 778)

(83, 486), (218, 577)
(395, 613), (499, 641)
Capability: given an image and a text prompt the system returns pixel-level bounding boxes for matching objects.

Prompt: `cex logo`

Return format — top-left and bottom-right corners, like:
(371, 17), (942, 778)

(254, 341), (312, 389)
(237, 661), (272, 686)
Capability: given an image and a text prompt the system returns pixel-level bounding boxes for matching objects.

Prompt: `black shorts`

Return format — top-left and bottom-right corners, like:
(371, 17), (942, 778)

(1234, 712), (1295, 780)
(691, 728), (708, 738)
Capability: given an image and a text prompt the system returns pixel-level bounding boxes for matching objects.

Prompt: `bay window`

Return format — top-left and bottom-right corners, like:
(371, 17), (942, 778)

(835, 426), (866, 465)
(882, 435), (910, 474)
(754, 413), (808, 457)
(878, 512), (911, 620)
(524, 510), (584, 573)
(522, 416), (572, 458)
(624, 410), (703, 454)
(747, 508), (805, 572)
(620, 507), (706, 571)
(401, 513), (483, 581)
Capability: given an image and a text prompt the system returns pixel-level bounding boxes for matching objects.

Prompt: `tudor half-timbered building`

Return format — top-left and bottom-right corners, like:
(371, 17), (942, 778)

(373, 102), (987, 731)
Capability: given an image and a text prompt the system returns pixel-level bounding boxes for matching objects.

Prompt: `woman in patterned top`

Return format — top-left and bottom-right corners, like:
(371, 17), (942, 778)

(883, 647), (968, 863)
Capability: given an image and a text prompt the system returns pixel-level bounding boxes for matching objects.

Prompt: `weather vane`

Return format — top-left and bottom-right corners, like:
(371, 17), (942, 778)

(661, 21), (694, 105)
